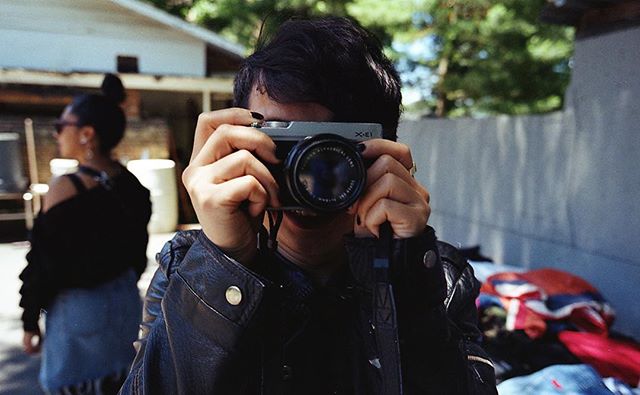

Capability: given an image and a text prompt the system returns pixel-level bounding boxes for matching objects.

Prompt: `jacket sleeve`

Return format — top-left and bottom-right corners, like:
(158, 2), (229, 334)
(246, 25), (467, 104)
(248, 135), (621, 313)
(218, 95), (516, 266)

(345, 226), (497, 394)
(18, 248), (45, 332)
(438, 241), (497, 394)
(120, 230), (269, 395)
(18, 216), (57, 332)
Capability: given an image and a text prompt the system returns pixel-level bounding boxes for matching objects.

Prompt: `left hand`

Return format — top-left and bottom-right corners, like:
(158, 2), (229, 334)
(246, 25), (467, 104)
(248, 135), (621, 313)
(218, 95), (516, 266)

(353, 139), (430, 239)
(23, 328), (42, 354)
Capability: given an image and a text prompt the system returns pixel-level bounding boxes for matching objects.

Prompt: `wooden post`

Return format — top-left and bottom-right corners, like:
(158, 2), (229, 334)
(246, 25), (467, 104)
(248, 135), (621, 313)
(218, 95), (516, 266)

(24, 118), (41, 213)
(202, 89), (211, 112)
(24, 192), (34, 229)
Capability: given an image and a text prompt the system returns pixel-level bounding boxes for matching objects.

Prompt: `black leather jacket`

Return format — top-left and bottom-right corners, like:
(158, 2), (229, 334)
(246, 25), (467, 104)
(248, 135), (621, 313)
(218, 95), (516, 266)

(121, 228), (496, 394)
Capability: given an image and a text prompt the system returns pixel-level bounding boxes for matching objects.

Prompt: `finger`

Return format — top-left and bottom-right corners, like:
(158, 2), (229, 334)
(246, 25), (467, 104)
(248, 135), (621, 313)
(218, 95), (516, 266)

(191, 124), (278, 167)
(192, 150), (280, 207)
(360, 198), (428, 239)
(353, 209), (374, 238)
(192, 108), (259, 160)
(188, 175), (269, 219)
(367, 154), (431, 203)
(366, 154), (430, 203)
(366, 153), (416, 189)
(360, 139), (414, 170)
(357, 172), (425, 221)
(216, 175), (270, 218)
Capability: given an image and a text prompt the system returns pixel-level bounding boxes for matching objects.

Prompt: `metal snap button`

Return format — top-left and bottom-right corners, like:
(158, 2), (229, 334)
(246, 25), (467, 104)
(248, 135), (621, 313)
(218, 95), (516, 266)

(282, 365), (293, 381)
(423, 250), (437, 268)
(225, 285), (242, 305)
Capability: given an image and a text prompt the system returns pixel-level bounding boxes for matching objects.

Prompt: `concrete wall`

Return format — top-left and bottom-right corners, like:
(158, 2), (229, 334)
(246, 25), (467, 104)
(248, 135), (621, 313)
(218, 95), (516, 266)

(0, 0), (205, 76)
(398, 26), (640, 338)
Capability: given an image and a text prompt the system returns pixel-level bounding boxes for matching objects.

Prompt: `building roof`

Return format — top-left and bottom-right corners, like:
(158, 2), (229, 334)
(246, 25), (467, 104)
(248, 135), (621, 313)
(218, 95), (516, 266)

(109, 0), (245, 59)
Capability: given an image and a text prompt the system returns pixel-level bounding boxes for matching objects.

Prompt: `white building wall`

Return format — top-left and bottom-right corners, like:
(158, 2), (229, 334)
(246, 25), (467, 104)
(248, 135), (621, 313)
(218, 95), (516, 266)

(399, 26), (640, 338)
(0, 0), (205, 76)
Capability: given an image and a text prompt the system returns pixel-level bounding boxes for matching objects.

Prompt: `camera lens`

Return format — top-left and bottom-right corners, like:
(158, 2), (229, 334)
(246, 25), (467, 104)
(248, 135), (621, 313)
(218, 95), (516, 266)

(285, 134), (366, 212)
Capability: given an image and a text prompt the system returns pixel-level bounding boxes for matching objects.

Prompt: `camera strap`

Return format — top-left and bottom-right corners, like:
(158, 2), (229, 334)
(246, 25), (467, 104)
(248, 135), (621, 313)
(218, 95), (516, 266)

(373, 222), (403, 394)
(265, 209), (283, 251)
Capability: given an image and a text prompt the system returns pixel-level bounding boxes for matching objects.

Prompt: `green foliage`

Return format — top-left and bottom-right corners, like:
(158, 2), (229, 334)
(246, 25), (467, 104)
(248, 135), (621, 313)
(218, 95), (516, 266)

(385, 0), (575, 117)
(144, 0), (574, 118)
(152, 0), (352, 49)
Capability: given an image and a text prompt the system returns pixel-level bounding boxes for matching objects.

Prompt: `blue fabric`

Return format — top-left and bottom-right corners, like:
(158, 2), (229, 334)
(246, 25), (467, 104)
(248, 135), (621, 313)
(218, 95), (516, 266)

(602, 377), (640, 395)
(39, 270), (142, 392)
(497, 364), (614, 395)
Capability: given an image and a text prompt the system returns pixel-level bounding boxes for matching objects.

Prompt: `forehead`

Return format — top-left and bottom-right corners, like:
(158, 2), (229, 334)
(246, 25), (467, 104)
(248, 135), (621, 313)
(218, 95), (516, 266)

(247, 88), (333, 122)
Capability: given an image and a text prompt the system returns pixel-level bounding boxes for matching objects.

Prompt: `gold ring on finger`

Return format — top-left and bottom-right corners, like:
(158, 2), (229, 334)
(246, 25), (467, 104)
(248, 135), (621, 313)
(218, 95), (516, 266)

(409, 161), (418, 177)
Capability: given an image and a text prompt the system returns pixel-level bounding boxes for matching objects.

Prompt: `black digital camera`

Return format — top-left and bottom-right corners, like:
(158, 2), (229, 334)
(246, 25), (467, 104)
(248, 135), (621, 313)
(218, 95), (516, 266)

(257, 121), (382, 212)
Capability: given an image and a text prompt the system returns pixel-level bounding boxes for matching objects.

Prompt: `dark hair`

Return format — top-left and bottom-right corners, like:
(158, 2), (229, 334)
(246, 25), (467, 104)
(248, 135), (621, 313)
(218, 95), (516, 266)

(234, 17), (402, 140)
(69, 73), (127, 153)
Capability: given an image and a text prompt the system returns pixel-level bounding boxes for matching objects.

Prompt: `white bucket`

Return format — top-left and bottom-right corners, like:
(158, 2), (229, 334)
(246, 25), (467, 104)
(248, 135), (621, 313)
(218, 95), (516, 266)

(126, 159), (178, 234)
(49, 158), (79, 176)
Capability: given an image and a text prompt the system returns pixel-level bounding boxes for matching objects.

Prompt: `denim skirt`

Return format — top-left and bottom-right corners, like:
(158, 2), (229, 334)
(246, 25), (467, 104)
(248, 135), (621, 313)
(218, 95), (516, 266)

(39, 269), (142, 392)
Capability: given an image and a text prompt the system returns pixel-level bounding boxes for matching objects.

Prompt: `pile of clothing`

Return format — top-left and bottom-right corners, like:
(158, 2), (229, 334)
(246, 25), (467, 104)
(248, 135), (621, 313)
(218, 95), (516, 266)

(469, 261), (640, 394)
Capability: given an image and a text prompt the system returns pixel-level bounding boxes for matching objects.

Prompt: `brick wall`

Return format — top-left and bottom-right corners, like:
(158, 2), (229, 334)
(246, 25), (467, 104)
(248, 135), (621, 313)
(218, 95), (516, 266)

(0, 116), (170, 184)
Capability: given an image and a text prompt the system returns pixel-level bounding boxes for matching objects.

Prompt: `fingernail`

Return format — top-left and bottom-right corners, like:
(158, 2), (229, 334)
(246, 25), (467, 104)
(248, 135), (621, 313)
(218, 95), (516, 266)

(251, 111), (264, 120)
(356, 143), (366, 152)
(356, 215), (361, 226)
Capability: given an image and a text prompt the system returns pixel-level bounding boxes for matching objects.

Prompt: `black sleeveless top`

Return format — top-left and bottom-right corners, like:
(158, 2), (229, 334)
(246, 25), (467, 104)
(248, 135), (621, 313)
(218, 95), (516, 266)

(65, 172), (88, 193)
(18, 166), (152, 331)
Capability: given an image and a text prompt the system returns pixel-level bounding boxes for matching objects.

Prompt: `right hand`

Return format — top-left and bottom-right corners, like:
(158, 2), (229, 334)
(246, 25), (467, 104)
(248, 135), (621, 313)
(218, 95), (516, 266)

(182, 109), (280, 265)
(23, 329), (42, 354)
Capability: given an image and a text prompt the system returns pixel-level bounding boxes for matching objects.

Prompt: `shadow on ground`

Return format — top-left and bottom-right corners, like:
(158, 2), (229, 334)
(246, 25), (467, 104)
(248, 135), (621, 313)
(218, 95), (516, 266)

(0, 232), (172, 394)
(0, 345), (43, 395)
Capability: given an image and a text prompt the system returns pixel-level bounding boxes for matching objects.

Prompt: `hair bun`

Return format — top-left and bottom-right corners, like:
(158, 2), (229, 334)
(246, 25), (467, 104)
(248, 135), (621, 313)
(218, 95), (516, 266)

(101, 73), (126, 104)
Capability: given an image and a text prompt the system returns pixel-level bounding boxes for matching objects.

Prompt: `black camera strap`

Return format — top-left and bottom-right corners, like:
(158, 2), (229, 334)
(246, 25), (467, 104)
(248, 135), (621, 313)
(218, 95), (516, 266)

(265, 209), (283, 251)
(373, 222), (403, 394)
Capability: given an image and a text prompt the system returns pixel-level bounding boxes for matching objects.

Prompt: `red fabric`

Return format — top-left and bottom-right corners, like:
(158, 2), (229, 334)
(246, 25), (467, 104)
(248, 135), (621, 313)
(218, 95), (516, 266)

(480, 269), (614, 338)
(512, 299), (547, 339)
(519, 269), (599, 295)
(558, 330), (640, 387)
(480, 268), (600, 297)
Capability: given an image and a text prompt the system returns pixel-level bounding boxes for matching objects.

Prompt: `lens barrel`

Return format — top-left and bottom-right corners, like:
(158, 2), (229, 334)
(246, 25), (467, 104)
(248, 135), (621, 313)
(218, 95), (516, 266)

(283, 134), (366, 212)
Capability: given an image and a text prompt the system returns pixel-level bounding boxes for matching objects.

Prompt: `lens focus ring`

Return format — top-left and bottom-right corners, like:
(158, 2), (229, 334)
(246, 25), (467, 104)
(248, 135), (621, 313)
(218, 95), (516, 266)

(285, 134), (366, 212)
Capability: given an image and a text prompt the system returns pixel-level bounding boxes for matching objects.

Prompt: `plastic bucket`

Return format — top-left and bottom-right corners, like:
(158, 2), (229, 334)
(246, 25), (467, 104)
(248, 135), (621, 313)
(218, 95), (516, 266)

(126, 159), (178, 234)
(50, 159), (79, 176)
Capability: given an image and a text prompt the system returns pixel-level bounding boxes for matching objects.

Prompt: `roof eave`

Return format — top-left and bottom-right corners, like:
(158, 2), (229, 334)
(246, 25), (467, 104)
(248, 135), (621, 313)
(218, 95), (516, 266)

(108, 0), (245, 59)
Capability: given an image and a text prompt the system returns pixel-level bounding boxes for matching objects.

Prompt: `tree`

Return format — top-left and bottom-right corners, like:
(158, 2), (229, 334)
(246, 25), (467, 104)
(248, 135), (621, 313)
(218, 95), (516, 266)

(352, 0), (574, 117)
(144, 0), (574, 118)
(145, 0), (354, 47)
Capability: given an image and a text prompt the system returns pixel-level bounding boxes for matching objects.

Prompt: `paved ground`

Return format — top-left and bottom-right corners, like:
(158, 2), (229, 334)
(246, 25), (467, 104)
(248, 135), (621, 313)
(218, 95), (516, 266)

(0, 233), (175, 394)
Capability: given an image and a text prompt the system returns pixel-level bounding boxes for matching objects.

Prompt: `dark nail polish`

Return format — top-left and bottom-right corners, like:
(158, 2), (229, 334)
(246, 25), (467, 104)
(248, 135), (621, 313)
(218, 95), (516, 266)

(356, 143), (366, 152)
(356, 215), (361, 226)
(251, 111), (264, 120)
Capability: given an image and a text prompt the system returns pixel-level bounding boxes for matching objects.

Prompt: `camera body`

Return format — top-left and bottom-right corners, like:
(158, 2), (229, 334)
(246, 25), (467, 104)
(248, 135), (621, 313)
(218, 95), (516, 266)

(258, 121), (382, 212)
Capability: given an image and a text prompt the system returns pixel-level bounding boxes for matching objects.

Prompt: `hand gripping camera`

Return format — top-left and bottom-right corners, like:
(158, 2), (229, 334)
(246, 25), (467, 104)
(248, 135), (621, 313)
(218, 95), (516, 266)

(257, 121), (382, 212)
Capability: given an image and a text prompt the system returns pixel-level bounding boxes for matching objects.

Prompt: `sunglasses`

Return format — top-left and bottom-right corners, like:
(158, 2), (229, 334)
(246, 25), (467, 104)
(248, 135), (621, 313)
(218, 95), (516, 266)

(53, 120), (80, 135)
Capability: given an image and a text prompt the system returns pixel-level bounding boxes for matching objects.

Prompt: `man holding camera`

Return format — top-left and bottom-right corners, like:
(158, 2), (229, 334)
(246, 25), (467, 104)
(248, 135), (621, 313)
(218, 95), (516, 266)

(121, 17), (496, 394)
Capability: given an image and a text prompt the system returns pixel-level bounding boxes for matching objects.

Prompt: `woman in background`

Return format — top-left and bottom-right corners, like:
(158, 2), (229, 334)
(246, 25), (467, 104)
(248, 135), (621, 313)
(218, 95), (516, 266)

(19, 74), (151, 394)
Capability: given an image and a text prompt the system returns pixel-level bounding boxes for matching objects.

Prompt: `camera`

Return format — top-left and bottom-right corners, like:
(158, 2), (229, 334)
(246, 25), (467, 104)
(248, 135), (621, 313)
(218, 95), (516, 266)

(257, 121), (382, 212)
